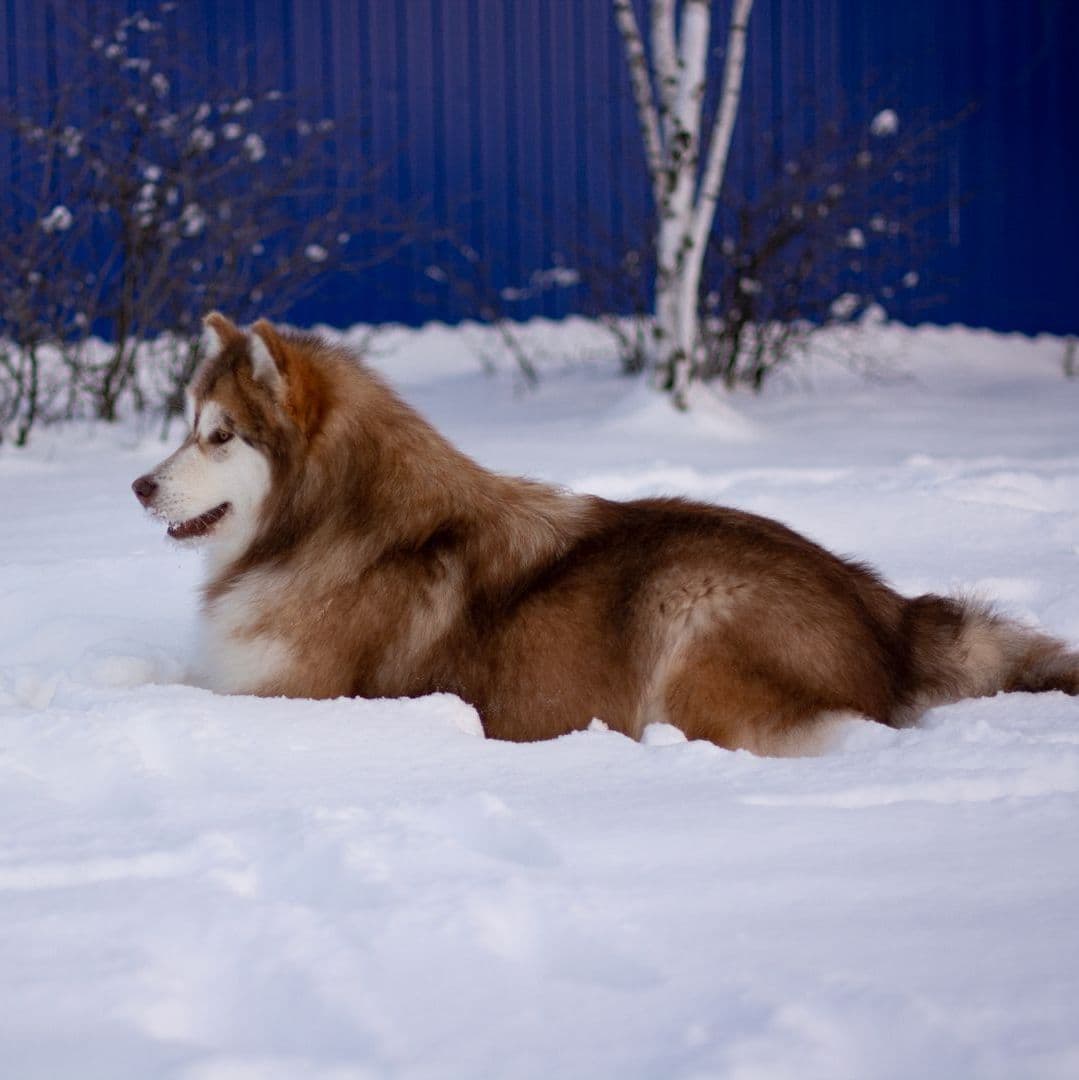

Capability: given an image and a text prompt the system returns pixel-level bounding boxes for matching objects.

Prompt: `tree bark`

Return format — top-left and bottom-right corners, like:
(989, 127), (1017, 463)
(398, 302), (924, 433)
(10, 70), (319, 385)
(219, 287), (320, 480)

(613, 0), (755, 404)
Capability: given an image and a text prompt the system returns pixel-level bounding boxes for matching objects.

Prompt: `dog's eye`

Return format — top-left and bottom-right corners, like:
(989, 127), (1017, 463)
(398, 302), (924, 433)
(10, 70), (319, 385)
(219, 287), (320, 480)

(209, 429), (233, 446)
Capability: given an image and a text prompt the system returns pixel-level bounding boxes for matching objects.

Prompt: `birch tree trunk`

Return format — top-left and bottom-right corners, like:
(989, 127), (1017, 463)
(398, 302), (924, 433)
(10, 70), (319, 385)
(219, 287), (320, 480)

(613, 0), (754, 406)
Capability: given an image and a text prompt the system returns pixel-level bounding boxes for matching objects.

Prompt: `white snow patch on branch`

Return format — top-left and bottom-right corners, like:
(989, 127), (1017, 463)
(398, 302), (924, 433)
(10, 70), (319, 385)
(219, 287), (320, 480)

(242, 133), (266, 162)
(870, 109), (899, 137)
(40, 205), (74, 233)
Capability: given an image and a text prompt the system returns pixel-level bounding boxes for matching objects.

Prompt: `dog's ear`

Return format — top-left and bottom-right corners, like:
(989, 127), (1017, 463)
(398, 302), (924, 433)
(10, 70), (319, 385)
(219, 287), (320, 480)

(203, 311), (243, 355)
(250, 319), (327, 437)
(249, 319), (287, 392)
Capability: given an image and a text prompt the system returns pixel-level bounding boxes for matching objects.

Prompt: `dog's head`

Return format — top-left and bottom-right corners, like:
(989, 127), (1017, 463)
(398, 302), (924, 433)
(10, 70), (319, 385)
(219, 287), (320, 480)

(132, 313), (330, 560)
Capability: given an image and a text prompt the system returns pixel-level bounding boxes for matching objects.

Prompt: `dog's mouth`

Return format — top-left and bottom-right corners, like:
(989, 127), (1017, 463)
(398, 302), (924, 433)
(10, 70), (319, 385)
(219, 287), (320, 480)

(167, 502), (231, 540)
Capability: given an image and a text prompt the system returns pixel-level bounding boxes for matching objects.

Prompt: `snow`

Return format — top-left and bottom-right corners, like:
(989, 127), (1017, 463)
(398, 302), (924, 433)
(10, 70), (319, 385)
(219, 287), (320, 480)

(500, 267), (581, 301)
(180, 204), (207, 238)
(843, 227), (866, 250)
(870, 109), (899, 137)
(188, 126), (215, 152)
(39, 204), (74, 233)
(2, 319), (1079, 1078)
(829, 292), (860, 320)
(243, 134), (266, 163)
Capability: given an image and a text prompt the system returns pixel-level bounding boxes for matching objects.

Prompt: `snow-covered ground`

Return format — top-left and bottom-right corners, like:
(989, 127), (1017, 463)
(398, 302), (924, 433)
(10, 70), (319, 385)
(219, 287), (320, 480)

(2, 319), (1078, 1079)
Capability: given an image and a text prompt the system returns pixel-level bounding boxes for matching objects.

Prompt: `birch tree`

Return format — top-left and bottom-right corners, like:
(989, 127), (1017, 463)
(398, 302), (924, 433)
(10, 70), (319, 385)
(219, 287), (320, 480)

(613, 0), (754, 404)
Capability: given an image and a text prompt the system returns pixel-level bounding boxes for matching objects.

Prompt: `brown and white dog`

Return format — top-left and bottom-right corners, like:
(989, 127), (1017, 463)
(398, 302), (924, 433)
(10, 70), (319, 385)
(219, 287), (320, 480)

(132, 313), (1079, 754)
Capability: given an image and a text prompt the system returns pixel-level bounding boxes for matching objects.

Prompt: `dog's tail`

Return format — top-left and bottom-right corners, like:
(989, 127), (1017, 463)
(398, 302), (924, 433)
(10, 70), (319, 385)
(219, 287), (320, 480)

(900, 594), (1079, 719)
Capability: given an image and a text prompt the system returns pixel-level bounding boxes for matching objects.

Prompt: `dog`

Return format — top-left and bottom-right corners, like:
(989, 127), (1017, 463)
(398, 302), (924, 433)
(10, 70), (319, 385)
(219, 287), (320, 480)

(132, 313), (1079, 754)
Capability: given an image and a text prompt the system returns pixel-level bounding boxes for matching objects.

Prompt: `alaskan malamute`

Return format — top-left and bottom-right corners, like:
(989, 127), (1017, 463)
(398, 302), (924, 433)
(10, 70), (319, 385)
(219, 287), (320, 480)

(133, 313), (1079, 753)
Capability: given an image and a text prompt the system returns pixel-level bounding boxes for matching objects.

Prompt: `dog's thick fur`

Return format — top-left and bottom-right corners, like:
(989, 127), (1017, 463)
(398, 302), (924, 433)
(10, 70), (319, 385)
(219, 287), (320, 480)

(133, 314), (1079, 754)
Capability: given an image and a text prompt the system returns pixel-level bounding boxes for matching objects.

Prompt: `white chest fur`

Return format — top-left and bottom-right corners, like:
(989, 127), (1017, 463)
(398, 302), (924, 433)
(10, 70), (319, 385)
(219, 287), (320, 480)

(197, 571), (293, 695)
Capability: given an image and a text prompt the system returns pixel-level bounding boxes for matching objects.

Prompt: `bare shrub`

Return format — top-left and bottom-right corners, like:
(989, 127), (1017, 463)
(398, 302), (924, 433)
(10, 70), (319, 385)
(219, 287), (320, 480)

(0, 2), (409, 442)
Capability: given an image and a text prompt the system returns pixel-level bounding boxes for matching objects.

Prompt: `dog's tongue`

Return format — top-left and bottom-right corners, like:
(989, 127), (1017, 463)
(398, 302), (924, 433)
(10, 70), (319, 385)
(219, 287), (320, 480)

(168, 503), (229, 539)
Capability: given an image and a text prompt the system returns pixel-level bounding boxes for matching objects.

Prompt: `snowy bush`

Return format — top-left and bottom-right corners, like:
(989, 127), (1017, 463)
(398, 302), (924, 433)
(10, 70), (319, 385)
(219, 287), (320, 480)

(568, 100), (962, 393)
(606, 2), (972, 401)
(690, 106), (961, 389)
(0, 2), (406, 443)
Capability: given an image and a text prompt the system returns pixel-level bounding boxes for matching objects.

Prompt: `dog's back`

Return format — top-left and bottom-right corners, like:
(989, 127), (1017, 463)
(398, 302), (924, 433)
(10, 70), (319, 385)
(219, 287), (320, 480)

(404, 495), (1078, 751)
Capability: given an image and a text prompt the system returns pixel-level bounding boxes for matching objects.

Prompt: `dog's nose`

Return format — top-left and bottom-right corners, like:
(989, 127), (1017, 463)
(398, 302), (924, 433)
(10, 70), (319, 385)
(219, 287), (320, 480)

(132, 475), (158, 505)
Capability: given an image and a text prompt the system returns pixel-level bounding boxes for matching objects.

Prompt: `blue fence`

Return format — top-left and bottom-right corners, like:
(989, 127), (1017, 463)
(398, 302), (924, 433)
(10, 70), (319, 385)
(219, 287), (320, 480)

(2, 0), (1076, 334)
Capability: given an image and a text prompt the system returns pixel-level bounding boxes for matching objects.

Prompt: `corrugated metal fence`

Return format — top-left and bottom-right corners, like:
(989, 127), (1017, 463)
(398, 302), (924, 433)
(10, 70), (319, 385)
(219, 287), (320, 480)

(2, 0), (1076, 333)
